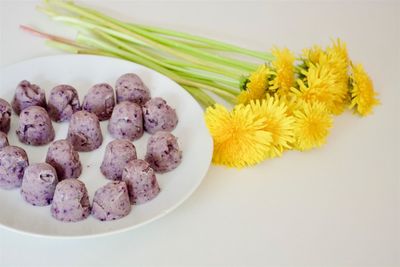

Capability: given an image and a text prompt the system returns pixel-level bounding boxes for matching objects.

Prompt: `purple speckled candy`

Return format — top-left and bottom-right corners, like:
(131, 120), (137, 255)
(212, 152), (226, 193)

(122, 159), (160, 204)
(108, 101), (143, 141)
(67, 111), (103, 152)
(100, 139), (137, 181)
(82, 83), (115, 121)
(21, 163), (58, 206)
(50, 179), (90, 222)
(48, 84), (81, 122)
(12, 80), (46, 115)
(16, 106), (55, 146)
(91, 181), (131, 221)
(145, 131), (182, 173)
(115, 73), (151, 106)
(46, 139), (82, 180)
(142, 97), (178, 134)
(0, 131), (9, 149)
(0, 98), (12, 133)
(0, 146), (29, 190)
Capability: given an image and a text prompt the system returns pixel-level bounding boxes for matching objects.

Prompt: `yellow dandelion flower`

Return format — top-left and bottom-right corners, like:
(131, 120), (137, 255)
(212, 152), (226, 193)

(269, 47), (295, 99)
(300, 39), (350, 115)
(291, 63), (343, 114)
(349, 64), (379, 116)
(293, 101), (333, 151)
(302, 45), (324, 66)
(317, 54), (348, 115)
(327, 39), (349, 65)
(204, 104), (273, 168)
(324, 39), (350, 114)
(238, 64), (270, 104)
(250, 97), (295, 158)
(285, 96), (305, 116)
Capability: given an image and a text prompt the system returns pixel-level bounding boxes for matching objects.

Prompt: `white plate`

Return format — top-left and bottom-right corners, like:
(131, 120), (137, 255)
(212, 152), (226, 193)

(0, 55), (213, 238)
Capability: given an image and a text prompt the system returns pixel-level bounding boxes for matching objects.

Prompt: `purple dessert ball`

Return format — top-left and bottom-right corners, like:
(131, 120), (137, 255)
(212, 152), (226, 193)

(142, 97), (178, 134)
(0, 131), (9, 149)
(12, 80), (46, 115)
(108, 101), (143, 141)
(0, 146), (29, 190)
(47, 84), (81, 122)
(67, 110), (103, 152)
(115, 73), (151, 106)
(16, 106), (55, 146)
(122, 159), (160, 204)
(50, 179), (91, 222)
(21, 163), (58, 206)
(0, 98), (12, 133)
(82, 83), (115, 121)
(145, 131), (182, 173)
(100, 139), (137, 181)
(91, 181), (131, 221)
(46, 139), (82, 180)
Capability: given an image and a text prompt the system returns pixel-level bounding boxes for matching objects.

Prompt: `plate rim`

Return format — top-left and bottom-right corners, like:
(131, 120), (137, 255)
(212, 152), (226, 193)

(0, 54), (213, 239)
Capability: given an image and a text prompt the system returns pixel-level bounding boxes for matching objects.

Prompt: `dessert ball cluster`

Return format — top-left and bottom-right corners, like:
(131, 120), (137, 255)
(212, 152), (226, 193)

(0, 73), (182, 223)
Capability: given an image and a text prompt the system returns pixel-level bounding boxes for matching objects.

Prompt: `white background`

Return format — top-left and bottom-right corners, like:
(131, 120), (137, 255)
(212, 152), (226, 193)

(0, 1), (399, 266)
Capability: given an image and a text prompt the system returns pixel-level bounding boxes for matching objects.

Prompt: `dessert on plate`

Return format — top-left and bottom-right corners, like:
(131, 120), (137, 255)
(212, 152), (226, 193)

(142, 97), (178, 134)
(0, 131), (9, 149)
(82, 83), (115, 121)
(115, 73), (151, 106)
(67, 110), (103, 152)
(21, 163), (58, 206)
(0, 146), (29, 190)
(12, 80), (47, 115)
(100, 139), (137, 181)
(46, 139), (82, 180)
(122, 159), (160, 204)
(16, 106), (55, 146)
(51, 179), (91, 222)
(108, 101), (143, 141)
(91, 181), (131, 221)
(145, 131), (182, 173)
(0, 98), (12, 133)
(47, 84), (81, 122)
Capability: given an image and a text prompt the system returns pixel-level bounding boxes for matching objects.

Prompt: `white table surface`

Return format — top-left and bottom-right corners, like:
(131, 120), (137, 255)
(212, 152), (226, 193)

(0, 1), (399, 266)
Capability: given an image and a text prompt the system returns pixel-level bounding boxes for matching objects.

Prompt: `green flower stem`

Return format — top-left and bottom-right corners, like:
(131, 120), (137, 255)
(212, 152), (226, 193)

(21, 23), (237, 104)
(93, 29), (240, 89)
(51, 15), (245, 78)
(62, 0), (272, 60)
(170, 68), (239, 89)
(45, 1), (254, 75)
(181, 85), (216, 108)
(174, 39), (226, 50)
(119, 24), (258, 72)
(175, 79), (238, 100)
(60, 0), (260, 70)
(75, 34), (237, 102)
(132, 24), (275, 61)
(139, 47), (242, 80)
(47, 2), (202, 62)
(92, 29), (238, 95)
(213, 90), (239, 104)
(45, 40), (116, 57)
(76, 2), (235, 53)
(177, 72), (239, 96)
(45, 39), (80, 53)
(127, 43), (244, 81)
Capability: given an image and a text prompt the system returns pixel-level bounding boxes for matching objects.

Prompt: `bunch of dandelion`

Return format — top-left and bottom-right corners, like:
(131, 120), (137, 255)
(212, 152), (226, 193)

(24, 0), (379, 168)
(207, 41), (379, 168)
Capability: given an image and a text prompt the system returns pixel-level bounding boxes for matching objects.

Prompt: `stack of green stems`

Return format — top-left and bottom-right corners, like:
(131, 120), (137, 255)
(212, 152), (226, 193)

(36, 0), (274, 107)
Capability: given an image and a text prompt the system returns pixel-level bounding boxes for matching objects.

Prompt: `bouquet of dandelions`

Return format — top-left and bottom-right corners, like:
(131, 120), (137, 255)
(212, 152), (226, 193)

(24, 0), (379, 168)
